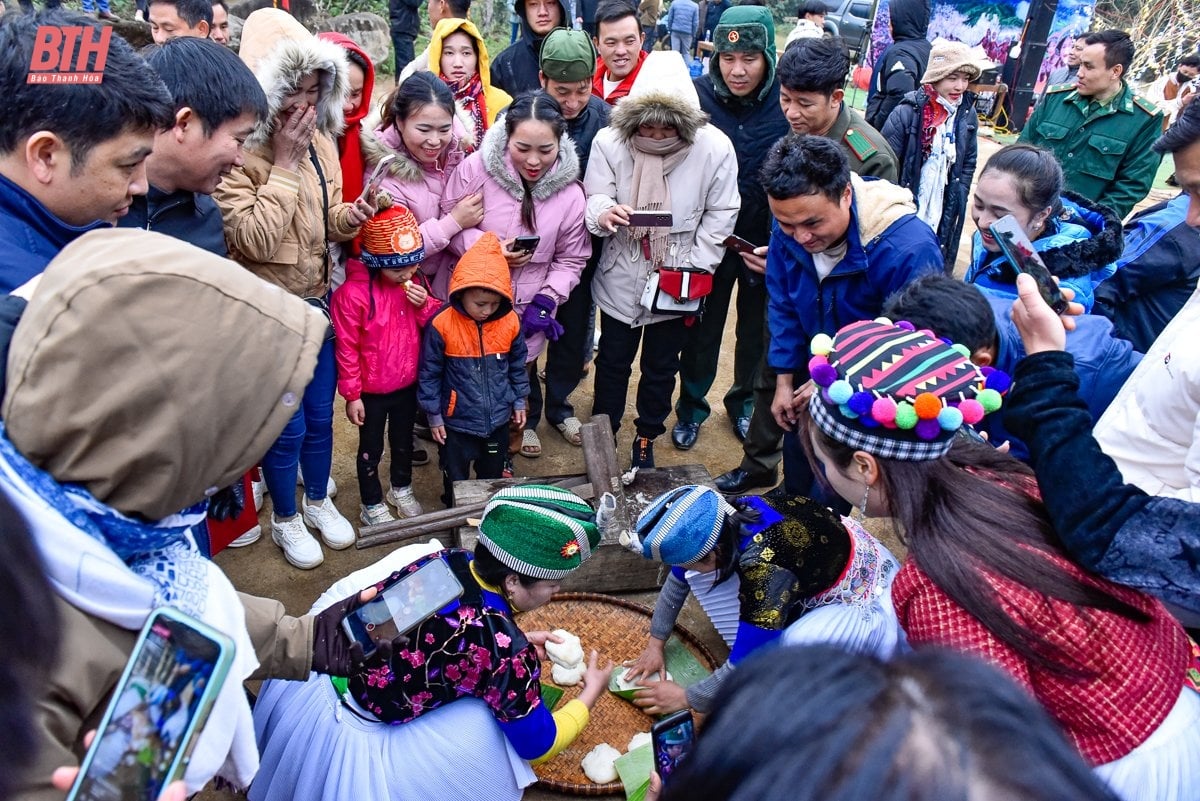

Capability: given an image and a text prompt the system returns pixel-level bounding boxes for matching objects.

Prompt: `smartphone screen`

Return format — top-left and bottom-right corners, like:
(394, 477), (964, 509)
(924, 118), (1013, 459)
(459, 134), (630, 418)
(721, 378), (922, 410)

(651, 710), (695, 783)
(722, 234), (759, 255)
(513, 235), (540, 253)
(69, 610), (232, 801)
(988, 215), (1067, 313)
(341, 558), (465, 656)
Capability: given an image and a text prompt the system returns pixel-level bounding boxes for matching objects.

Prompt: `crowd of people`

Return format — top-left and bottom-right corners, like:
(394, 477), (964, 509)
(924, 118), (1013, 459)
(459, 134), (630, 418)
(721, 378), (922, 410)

(2, 0), (1200, 800)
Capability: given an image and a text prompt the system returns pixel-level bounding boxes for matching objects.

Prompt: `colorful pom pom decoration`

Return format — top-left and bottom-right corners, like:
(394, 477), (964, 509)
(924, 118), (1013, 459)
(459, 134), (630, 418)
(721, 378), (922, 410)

(978, 388), (1003, 413)
(874, 316), (893, 325)
(915, 418), (942, 441)
(913, 392), (942, 420)
(895, 320), (916, 331)
(838, 404), (860, 419)
(872, 397), (898, 426)
(958, 399), (985, 425)
(828, 380), (854, 405)
(951, 343), (972, 358)
(847, 391), (875, 416)
(810, 333), (834, 356)
(937, 405), (964, 431)
(984, 369), (1013, 395)
(811, 361), (838, 388)
(895, 402), (918, 430)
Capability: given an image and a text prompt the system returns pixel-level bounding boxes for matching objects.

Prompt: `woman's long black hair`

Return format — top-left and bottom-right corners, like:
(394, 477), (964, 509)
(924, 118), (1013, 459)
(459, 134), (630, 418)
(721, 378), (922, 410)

(503, 91), (566, 233)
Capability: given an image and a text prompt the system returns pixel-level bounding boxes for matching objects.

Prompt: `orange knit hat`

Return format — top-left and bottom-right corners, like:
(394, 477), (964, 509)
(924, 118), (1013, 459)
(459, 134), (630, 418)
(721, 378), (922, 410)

(360, 203), (425, 270)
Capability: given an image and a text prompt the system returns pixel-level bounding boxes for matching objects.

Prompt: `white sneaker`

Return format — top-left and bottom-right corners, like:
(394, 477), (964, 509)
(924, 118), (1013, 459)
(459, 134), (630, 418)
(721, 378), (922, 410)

(134, 8), (144, 21)
(360, 503), (395, 526)
(271, 515), (323, 569)
(386, 485), (424, 518)
(303, 496), (356, 549)
(227, 524), (262, 548)
(251, 478), (265, 513)
(297, 468), (337, 498)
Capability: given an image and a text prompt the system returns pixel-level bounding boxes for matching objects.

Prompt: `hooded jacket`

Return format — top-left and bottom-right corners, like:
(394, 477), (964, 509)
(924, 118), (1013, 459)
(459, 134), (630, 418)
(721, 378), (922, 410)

(881, 87), (979, 263)
(965, 191), (1123, 312)
(332, 259), (442, 401)
(864, 0), (931, 129)
(441, 117), (590, 360)
(490, 0), (570, 95)
(316, 31), (375, 203)
(420, 233), (530, 436)
(585, 51), (741, 328)
(214, 8), (362, 299)
(696, 5), (787, 250)
(766, 175), (943, 374)
(361, 107), (471, 301)
(0, 172), (108, 294)
(426, 17), (513, 147)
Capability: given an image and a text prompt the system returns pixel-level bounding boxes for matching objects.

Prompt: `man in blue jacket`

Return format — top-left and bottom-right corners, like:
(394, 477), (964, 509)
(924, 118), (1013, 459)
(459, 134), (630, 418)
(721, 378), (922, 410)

(0, 10), (174, 293)
(883, 274), (1141, 462)
(763, 134), (942, 496)
(673, 5), (787, 452)
(666, 0), (698, 59)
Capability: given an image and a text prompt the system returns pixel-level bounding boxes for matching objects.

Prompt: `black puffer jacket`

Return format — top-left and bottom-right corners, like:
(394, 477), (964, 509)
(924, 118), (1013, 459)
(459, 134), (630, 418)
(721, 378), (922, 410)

(864, 0), (931, 129)
(881, 88), (978, 264)
(490, 0), (570, 95)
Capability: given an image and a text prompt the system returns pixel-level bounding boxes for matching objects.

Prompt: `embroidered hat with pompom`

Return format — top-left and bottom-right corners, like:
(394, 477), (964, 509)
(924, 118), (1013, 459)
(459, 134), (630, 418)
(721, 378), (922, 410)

(807, 318), (1009, 461)
(359, 197), (425, 270)
(478, 485), (602, 580)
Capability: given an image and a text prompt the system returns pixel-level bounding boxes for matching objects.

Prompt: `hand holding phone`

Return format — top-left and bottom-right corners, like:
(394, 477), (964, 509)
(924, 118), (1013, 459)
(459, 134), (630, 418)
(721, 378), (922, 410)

(988, 215), (1068, 313)
(722, 234), (760, 255)
(651, 710), (695, 784)
(340, 558), (465, 658)
(627, 211), (673, 228)
(359, 154), (396, 203)
(512, 235), (541, 253)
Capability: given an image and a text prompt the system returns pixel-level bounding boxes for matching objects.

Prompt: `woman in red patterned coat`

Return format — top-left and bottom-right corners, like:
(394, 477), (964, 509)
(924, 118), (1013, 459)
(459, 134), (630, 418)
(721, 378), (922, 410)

(797, 317), (1200, 801)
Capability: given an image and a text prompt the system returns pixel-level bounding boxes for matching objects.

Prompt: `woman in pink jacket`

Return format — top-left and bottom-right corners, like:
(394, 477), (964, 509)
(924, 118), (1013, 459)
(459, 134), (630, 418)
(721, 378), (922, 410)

(361, 72), (484, 301)
(332, 203), (441, 527)
(441, 91), (590, 459)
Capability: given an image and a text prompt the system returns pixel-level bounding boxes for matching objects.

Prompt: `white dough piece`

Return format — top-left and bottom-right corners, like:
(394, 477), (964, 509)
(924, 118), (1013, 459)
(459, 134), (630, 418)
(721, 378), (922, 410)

(612, 668), (672, 691)
(551, 662), (585, 686)
(627, 732), (651, 753)
(581, 743), (622, 784)
(545, 629), (584, 669)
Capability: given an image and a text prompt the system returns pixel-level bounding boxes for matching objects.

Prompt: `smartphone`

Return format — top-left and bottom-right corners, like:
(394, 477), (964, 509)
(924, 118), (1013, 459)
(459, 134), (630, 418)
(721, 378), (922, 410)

(627, 211), (673, 227)
(722, 234), (760, 254)
(988, 214), (1068, 313)
(512, 235), (541, 253)
(341, 558), (465, 657)
(67, 608), (234, 801)
(359, 153), (396, 201)
(651, 709), (695, 784)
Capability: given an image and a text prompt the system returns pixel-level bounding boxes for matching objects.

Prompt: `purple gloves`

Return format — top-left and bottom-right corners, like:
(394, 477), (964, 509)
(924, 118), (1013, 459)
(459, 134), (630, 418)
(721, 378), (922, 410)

(521, 293), (564, 341)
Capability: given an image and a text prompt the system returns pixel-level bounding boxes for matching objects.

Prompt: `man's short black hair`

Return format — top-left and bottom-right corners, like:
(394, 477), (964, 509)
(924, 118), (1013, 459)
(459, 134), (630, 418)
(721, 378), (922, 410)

(1155, 96), (1200, 155)
(778, 36), (849, 96)
(882, 274), (998, 354)
(1179, 54), (1200, 70)
(797, 0), (827, 16)
(1082, 29), (1133, 75)
(760, 134), (850, 203)
(145, 37), (268, 134)
(0, 10), (175, 164)
(149, 0), (214, 26)
(594, 0), (639, 31)
(446, 0), (471, 17)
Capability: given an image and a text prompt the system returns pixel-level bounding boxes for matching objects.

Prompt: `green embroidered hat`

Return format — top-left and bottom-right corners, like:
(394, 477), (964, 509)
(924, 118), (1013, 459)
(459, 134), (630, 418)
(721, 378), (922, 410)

(478, 485), (602, 580)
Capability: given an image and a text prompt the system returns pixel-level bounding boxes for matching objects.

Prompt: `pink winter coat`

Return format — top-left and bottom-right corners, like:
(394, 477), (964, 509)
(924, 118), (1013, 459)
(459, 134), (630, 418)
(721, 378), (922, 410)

(360, 112), (471, 301)
(332, 258), (441, 400)
(441, 122), (590, 361)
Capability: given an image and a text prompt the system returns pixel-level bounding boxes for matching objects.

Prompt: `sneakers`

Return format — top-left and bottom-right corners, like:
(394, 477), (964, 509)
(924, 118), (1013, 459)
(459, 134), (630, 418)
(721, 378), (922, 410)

(227, 524), (262, 548)
(631, 436), (655, 469)
(302, 496), (356, 550)
(297, 469), (337, 498)
(251, 478), (265, 513)
(360, 503), (395, 527)
(271, 515), (323, 569)
(386, 485), (424, 518)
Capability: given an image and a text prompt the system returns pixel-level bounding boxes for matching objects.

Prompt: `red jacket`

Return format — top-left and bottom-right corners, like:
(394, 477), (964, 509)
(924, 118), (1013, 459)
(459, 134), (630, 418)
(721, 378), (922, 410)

(332, 258), (440, 401)
(893, 551), (1190, 765)
(592, 50), (647, 104)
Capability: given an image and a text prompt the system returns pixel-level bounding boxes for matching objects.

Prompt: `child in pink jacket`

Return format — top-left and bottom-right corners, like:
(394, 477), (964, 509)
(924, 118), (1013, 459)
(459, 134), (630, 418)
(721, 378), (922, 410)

(332, 202), (441, 526)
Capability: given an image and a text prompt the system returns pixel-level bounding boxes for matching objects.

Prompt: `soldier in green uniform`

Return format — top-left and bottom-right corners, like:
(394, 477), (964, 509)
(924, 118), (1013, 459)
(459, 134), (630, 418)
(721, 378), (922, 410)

(714, 34), (903, 495)
(1021, 29), (1163, 220)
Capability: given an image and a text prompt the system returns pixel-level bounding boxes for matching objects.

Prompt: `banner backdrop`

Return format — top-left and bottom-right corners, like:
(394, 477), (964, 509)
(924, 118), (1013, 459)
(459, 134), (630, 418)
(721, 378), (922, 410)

(1033, 0), (1097, 92)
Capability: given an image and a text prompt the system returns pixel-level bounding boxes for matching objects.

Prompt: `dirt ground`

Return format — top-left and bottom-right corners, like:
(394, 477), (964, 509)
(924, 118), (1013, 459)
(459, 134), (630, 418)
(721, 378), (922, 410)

(204, 132), (1177, 800)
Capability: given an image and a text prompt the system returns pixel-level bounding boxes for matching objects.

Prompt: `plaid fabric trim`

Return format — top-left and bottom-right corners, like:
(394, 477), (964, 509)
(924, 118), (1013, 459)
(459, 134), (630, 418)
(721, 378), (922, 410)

(809, 395), (954, 462)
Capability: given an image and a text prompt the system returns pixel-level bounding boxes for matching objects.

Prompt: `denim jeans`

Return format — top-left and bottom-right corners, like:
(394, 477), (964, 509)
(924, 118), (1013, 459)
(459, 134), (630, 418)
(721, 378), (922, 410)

(261, 337), (336, 518)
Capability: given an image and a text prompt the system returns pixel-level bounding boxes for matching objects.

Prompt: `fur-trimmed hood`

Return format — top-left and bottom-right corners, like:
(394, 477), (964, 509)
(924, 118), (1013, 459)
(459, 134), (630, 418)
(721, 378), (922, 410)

(610, 51), (709, 143)
(1041, 190), (1124, 280)
(238, 8), (349, 150)
(359, 105), (470, 186)
(478, 120), (580, 201)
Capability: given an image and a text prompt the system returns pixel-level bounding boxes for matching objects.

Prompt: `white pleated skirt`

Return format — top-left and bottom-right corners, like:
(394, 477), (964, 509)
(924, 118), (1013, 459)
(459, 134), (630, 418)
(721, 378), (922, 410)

(1094, 686), (1200, 801)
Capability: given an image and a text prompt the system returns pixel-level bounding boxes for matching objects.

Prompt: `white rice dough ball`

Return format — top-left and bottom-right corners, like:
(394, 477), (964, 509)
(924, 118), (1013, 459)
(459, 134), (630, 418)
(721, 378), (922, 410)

(581, 743), (622, 784)
(612, 667), (672, 691)
(551, 662), (585, 686)
(627, 732), (652, 752)
(545, 628), (584, 668)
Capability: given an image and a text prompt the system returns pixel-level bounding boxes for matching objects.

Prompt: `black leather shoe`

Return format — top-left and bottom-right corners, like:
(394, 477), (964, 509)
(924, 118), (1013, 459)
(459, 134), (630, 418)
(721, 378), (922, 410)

(734, 416), (751, 442)
(631, 436), (656, 469)
(714, 466), (777, 494)
(672, 421), (700, 450)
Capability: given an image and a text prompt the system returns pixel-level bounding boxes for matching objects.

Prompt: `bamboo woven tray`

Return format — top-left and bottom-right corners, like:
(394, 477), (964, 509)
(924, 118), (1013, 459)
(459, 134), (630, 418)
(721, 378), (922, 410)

(517, 592), (718, 796)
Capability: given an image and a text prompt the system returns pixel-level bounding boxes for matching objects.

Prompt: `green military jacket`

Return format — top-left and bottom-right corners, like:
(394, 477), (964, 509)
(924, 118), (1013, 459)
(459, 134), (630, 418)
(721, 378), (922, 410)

(826, 102), (899, 182)
(1020, 81), (1164, 219)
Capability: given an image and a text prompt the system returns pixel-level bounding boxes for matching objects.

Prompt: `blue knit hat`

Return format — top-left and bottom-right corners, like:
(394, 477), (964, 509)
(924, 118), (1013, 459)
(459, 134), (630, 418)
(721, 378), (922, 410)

(634, 485), (735, 566)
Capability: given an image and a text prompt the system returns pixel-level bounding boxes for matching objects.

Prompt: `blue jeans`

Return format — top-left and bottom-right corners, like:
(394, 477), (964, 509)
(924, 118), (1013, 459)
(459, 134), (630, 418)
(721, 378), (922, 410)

(261, 337), (336, 518)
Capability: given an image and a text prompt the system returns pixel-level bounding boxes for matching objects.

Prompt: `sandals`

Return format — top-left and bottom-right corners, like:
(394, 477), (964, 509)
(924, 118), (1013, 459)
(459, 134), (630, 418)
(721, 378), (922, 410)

(556, 416), (583, 446)
(520, 428), (543, 458)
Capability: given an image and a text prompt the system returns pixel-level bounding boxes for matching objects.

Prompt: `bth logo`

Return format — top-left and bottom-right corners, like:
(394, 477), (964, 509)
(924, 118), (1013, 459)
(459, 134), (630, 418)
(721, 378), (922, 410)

(27, 26), (112, 84)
